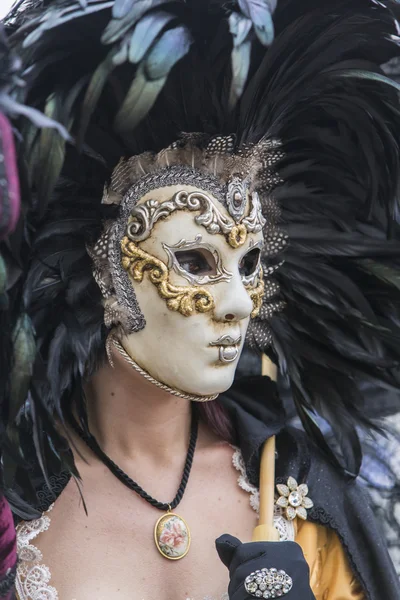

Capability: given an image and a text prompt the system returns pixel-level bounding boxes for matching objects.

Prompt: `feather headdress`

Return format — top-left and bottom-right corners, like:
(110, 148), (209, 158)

(2, 0), (400, 511)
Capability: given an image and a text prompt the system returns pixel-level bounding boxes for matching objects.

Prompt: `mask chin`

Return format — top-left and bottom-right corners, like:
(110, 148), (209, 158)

(111, 333), (240, 400)
(117, 322), (248, 401)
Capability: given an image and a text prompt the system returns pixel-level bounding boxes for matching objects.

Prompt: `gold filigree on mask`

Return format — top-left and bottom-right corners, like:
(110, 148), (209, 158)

(121, 236), (215, 317)
(228, 224), (247, 248)
(245, 269), (265, 318)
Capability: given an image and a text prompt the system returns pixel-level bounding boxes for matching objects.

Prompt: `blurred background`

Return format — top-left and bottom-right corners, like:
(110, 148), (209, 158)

(0, 1), (12, 19)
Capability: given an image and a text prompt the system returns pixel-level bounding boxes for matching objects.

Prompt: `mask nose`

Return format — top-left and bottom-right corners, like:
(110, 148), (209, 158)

(213, 274), (254, 323)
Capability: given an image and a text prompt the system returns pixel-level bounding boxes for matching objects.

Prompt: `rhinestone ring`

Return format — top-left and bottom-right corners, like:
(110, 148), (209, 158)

(244, 567), (293, 598)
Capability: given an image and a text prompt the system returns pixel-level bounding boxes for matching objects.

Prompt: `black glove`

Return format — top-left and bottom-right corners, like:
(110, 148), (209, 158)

(216, 534), (316, 600)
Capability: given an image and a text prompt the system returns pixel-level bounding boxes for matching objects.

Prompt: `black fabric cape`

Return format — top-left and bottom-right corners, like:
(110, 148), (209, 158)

(11, 375), (400, 600)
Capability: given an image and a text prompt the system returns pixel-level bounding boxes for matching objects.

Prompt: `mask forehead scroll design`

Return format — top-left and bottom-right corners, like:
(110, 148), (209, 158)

(226, 177), (249, 223)
(126, 187), (266, 249)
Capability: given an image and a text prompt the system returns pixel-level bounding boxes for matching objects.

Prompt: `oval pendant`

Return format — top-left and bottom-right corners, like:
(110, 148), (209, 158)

(154, 512), (191, 560)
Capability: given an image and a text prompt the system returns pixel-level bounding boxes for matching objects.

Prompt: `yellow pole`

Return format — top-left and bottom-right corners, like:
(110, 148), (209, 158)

(252, 355), (280, 542)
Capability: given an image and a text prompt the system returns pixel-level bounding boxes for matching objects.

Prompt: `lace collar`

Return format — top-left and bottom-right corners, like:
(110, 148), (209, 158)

(231, 447), (295, 542)
(16, 506), (57, 600)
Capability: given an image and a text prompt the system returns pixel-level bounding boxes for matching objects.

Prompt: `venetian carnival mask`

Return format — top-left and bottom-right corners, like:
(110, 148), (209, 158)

(90, 135), (286, 398)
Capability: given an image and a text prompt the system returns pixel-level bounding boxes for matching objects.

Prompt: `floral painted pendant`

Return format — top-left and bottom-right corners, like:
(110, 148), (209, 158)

(154, 511), (191, 560)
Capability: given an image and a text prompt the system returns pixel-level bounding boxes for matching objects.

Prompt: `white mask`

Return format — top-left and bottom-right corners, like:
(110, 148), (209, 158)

(120, 184), (265, 396)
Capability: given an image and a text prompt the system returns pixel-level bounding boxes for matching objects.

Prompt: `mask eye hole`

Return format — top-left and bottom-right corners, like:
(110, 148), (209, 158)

(240, 247), (261, 278)
(175, 249), (217, 276)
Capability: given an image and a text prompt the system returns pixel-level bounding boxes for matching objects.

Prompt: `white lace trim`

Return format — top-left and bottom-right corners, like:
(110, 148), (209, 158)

(15, 504), (58, 600)
(231, 447), (295, 542)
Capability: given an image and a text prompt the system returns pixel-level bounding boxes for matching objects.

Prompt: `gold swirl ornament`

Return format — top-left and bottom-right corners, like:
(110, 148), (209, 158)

(245, 269), (265, 319)
(121, 236), (214, 316)
(228, 224), (247, 248)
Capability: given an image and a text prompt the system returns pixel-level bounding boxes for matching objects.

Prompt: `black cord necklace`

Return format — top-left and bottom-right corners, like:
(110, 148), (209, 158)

(74, 412), (198, 560)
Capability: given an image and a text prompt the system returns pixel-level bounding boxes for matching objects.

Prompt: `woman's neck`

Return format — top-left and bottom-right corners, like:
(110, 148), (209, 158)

(83, 342), (217, 467)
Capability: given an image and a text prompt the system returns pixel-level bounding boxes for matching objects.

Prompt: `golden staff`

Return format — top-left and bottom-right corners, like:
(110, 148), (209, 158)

(252, 355), (280, 542)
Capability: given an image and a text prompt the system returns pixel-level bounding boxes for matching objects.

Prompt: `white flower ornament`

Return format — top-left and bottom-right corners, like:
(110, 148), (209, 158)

(276, 477), (314, 521)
